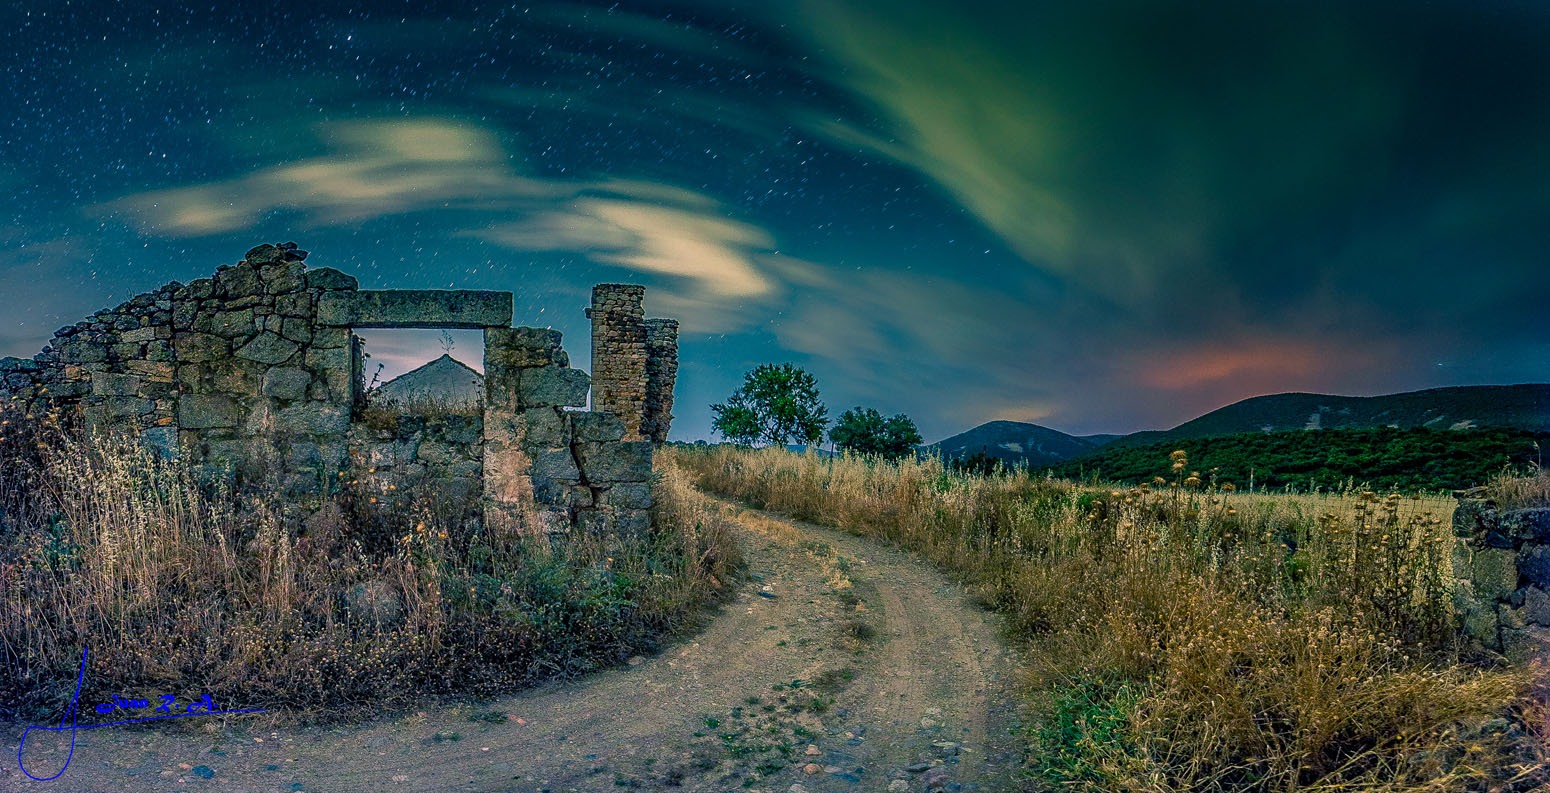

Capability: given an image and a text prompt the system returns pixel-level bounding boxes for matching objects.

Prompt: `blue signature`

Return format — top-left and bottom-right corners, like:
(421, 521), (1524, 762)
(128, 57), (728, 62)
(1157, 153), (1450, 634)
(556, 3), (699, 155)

(16, 647), (265, 781)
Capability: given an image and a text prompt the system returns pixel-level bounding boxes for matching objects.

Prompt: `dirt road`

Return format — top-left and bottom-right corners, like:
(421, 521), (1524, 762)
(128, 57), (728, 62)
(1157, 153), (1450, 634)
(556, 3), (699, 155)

(5, 498), (1027, 792)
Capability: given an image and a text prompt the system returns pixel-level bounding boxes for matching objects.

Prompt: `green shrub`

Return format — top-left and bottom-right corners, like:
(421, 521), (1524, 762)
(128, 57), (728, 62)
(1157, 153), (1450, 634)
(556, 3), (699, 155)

(1029, 678), (1142, 786)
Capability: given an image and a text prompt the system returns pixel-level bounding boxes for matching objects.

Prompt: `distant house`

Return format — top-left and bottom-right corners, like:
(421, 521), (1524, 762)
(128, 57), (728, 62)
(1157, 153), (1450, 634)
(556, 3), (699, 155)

(370, 354), (484, 410)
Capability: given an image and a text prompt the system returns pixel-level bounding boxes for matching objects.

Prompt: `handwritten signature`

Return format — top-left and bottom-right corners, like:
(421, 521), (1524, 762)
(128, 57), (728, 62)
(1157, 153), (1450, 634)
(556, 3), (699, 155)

(16, 647), (265, 781)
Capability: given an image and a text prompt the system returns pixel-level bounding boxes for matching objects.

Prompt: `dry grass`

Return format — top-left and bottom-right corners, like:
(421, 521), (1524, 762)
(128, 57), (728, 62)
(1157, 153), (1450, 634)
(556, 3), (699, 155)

(672, 445), (1548, 792)
(1487, 467), (1550, 510)
(356, 393), (482, 433)
(0, 416), (740, 723)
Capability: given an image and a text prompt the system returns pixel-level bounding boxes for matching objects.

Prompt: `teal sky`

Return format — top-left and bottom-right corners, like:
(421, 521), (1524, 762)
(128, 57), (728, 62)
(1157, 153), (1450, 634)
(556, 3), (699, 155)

(2, 1), (1547, 441)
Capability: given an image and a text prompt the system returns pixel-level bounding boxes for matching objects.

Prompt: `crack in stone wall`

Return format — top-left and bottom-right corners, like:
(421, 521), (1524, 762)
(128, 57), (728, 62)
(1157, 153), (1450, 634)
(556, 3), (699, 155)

(0, 243), (678, 537)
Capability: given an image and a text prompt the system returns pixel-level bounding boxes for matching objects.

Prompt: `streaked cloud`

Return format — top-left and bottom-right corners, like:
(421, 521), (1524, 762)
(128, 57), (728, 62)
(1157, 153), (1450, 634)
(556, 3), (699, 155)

(1134, 340), (1365, 392)
(764, 267), (1083, 435)
(14, 1), (1542, 442)
(100, 117), (790, 312)
(100, 119), (565, 234)
(474, 198), (775, 298)
(791, 1), (1415, 311)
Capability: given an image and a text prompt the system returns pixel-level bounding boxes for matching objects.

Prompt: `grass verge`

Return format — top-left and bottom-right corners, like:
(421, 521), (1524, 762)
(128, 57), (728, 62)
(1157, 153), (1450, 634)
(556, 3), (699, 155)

(671, 444), (1549, 792)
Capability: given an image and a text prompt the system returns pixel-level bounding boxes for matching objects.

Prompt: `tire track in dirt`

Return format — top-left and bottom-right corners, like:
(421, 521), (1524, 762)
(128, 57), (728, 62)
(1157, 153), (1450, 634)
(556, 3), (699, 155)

(3, 496), (1026, 793)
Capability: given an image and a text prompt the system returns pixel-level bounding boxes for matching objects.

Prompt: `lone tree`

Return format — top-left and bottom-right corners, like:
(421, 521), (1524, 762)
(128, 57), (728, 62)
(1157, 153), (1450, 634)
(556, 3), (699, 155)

(711, 363), (828, 447)
(829, 407), (924, 460)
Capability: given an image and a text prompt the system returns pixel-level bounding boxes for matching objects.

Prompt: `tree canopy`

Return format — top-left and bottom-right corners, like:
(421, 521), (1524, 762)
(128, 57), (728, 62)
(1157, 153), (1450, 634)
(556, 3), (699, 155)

(710, 363), (828, 447)
(829, 406), (923, 460)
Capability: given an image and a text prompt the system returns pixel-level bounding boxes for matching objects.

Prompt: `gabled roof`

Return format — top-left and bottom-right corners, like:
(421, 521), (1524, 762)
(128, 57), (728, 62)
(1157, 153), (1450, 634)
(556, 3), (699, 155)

(371, 354), (484, 407)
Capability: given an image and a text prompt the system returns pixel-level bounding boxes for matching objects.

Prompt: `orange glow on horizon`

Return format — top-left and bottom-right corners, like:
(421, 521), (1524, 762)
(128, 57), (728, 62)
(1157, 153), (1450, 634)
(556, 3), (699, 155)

(1136, 341), (1363, 392)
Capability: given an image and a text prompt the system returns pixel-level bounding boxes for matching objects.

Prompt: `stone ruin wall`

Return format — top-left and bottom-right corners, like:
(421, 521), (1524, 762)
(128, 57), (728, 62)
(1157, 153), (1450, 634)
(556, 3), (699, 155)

(587, 284), (680, 446)
(587, 284), (649, 442)
(642, 318), (680, 446)
(1453, 497), (1550, 662)
(0, 243), (679, 537)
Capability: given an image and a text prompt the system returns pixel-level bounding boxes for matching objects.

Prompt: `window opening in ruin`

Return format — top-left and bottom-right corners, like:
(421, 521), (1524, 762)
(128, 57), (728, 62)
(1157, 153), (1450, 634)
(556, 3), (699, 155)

(354, 328), (485, 415)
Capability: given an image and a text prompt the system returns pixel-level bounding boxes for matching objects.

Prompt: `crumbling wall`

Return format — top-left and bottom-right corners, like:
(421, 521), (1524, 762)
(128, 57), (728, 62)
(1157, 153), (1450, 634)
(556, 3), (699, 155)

(172, 244), (359, 497)
(587, 284), (678, 444)
(348, 413), (485, 523)
(0, 242), (359, 496)
(642, 318), (679, 445)
(1453, 496), (1550, 662)
(0, 243), (679, 537)
(588, 284), (648, 441)
(0, 281), (182, 451)
(482, 326), (588, 534)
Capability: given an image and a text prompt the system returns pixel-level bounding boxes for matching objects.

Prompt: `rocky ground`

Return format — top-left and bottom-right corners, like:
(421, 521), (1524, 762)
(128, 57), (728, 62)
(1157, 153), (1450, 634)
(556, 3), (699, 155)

(5, 497), (1027, 792)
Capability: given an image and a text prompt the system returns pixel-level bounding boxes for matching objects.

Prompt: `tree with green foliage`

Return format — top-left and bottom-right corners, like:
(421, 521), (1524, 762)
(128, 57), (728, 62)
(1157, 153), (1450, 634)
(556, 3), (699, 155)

(829, 406), (924, 460)
(710, 363), (828, 447)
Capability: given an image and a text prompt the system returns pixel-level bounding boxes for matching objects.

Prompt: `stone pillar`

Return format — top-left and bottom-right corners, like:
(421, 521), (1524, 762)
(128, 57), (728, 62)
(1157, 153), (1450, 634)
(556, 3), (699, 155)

(642, 318), (678, 444)
(1453, 496), (1550, 662)
(588, 284), (648, 441)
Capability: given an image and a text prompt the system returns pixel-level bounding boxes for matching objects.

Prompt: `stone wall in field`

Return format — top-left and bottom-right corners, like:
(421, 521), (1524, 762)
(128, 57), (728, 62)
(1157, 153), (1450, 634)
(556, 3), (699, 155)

(0, 242), (679, 536)
(1453, 497), (1550, 661)
(349, 413), (486, 524)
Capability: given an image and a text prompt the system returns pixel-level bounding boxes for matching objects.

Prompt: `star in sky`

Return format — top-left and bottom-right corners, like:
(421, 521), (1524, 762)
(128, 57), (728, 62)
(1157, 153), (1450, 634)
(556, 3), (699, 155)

(2, 1), (1547, 441)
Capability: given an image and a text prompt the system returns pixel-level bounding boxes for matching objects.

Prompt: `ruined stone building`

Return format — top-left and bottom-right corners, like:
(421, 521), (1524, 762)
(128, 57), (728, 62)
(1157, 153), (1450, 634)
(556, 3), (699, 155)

(0, 243), (679, 536)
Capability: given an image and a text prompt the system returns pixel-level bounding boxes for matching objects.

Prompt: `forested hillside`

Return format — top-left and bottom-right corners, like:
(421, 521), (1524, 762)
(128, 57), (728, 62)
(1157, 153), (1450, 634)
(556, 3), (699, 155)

(1041, 426), (1546, 491)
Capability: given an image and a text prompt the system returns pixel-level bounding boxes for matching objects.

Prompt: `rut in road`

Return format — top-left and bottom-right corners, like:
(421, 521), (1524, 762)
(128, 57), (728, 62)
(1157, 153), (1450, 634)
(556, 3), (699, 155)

(4, 495), (1028, 793)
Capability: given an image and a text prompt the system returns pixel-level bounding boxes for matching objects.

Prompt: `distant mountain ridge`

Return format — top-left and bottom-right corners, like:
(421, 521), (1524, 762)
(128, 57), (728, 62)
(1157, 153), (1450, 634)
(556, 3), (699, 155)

(930, 384), (1550, 468)
(928, 420), (1100, 465)
(1108, 384), (1550, 449)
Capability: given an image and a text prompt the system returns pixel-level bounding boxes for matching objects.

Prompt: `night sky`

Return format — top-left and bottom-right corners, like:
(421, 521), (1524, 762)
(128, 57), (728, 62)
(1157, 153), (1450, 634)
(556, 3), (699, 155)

(3, 1), (1548, 442)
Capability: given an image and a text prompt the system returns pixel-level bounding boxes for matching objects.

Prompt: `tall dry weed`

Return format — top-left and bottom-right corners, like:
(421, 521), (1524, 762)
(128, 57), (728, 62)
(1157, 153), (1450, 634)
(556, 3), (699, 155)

(675, 445), (1547, 792)
(0, 425), (739, 722)
(1488, 467), (1550, 510)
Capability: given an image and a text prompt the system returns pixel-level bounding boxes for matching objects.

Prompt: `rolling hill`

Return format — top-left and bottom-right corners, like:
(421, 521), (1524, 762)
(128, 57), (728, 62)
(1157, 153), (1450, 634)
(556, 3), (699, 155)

(927, 420), (1101, 465)
(369, 354), (484, 409)
(930, 384), (1549, 471)
(1108, 384), (1550, 449)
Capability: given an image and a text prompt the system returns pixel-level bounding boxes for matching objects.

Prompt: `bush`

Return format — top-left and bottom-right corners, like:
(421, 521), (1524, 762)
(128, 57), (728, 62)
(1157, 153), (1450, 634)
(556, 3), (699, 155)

(829, 406), (923, 460)
(1487, 467), (1550, 509)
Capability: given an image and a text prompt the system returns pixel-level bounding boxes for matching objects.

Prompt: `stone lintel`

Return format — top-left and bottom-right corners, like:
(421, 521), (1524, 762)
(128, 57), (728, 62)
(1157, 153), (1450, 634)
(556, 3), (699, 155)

(317, 289), (513, 328)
